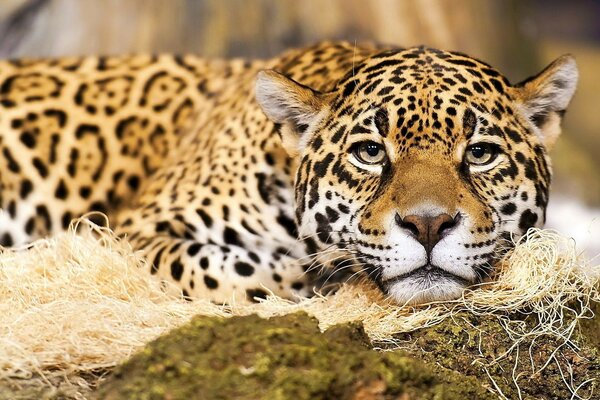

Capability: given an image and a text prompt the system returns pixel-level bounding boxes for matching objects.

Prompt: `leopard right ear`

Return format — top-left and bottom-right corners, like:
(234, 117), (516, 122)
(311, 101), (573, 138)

(255, 70), (329, 156)
(513, 55), (578, 150)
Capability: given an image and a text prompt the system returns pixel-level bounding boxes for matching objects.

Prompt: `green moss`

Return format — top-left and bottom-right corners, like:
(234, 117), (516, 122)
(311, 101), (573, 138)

(97, 312), (494, 400)
(393, 308), (600, 399)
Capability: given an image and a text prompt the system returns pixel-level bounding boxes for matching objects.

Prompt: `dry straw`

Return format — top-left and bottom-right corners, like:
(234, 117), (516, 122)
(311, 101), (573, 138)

(0, 219), (597, 398)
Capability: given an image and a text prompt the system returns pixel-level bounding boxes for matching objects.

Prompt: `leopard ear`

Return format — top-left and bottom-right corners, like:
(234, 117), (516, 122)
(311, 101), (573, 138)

(255, 70), (328, 156)
(514, 55), (578, 150)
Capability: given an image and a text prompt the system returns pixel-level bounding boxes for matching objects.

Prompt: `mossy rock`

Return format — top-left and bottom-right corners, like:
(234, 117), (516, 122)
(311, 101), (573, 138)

(96, 312), (494, 399)
(97, 310), (600, 400)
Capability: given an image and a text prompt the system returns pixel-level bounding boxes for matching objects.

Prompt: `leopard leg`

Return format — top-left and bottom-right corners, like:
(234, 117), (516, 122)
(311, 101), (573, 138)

(118, 233), (312, 303)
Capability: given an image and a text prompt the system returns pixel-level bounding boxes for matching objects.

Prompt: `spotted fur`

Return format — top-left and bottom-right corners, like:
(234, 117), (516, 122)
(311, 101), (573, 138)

(0, 42), (578, 304)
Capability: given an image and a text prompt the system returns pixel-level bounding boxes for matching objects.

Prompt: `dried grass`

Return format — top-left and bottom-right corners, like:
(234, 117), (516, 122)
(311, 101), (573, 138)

(0, 219), (598, 398)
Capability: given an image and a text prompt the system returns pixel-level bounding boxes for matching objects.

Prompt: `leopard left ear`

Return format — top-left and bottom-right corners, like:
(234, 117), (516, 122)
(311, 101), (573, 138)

(513, 55), (578, 150)
(255, 70), (328, 157)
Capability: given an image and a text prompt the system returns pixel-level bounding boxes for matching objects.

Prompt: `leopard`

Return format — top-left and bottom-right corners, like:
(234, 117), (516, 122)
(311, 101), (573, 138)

(0, 42), (578, 304)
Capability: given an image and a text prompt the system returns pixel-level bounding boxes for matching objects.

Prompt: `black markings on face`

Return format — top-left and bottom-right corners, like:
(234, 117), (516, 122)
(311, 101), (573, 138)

(500, 202), (516, 216)
(374, 108), (389, 136)
(462, 109), (477, 137)
(518, 209), (538, 231)
(314, 212), (333, 243)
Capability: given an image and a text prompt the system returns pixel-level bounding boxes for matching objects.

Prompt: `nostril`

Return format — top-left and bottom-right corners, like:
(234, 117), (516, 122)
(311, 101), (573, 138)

(404, 221), (420, 237)
(438, 221), (454, 235)
(437, 213), (461, 236)
(395, 214), (420, 237)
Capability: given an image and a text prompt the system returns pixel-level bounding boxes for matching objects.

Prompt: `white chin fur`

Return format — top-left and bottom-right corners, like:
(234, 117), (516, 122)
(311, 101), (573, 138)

(385, 276), (466, 305)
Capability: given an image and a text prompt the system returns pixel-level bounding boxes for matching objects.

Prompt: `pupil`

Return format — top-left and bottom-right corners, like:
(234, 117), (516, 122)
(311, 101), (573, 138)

(366, 144), (379, 157)
(471, 146), (486, 158)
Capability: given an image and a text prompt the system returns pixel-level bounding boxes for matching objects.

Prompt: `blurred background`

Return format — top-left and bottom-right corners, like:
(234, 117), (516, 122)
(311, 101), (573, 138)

(0, 0), (598, 257)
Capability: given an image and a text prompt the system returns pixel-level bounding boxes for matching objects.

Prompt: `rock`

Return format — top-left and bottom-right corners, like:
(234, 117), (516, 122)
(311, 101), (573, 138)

(97, 308), (600, 399)
(96, 312), (494, 400)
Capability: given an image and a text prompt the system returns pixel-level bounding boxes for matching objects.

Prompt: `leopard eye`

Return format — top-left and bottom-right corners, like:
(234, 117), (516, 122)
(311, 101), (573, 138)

(352, 141), (386, 165)
(465, 143), (498, 166)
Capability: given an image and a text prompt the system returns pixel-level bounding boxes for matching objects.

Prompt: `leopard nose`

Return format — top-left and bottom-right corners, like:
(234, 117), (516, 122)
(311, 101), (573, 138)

(395, 213), (460, 253)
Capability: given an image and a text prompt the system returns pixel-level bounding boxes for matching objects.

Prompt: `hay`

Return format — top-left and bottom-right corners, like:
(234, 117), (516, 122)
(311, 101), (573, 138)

(0, 219), (598, 398)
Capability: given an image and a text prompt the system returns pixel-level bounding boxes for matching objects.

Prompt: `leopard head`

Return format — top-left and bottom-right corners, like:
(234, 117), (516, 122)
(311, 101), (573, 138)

(256, 47), (578, 304)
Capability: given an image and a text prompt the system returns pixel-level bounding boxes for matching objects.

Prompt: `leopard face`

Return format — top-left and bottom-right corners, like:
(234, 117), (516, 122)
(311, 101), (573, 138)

(257, 46), (578, 304)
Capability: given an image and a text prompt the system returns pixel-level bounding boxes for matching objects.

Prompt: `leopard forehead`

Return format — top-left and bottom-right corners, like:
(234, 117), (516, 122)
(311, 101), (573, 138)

(326, 46), (514, 144)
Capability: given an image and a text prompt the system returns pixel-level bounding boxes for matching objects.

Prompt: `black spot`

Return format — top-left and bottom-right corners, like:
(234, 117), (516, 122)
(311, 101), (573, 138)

(331, 126), (345, 144)
(7, 201), (16, 218)
(519, 209), (538, 231)
(325, 206), (340, 223)
(196, 208), (213, 228)
(79, 186), (92, 199)
(504, 128), (523, 143)
(4, 148), (21, 173)
(374, 108), (389, 136)
(21, 215), (36, 235)
(272, 273), (282, 283)
(291, 282), (304, 291)
(311, 136), (323, 151)
(127, 175), (140, 191)
(342, 80), (358, 97)
(447, 58), (477, 67)
(151, 248), (165, 274)
(0, 233), (13, 247)
(199, 257), (209, 270)
(276, 212), (297, 238)
(20, 132), (36, 148)
(74, 123), (100, 139)
(264, 152), (275, 165)
(462, 109), (477, 136)
(187, 243), (202, 257)
(170, 259), (184, 281)
(525, 160), (537, 180)
(203, 275), (219, 289)
(61, 211), (72, 229)
(248, 251), (261, 263)
(313, 153), (334, 178)
(254, 172), (272, 204)
(20, 179), (33, 199)
(223, 227), (242, 246)
(55, 179), (68, 199)
(32, 157), (48, 178)
(155, 221), (174, 233)
(315, 212), (332, 243)
(234, 261), (255, 276)
(501, 202), (516, 215)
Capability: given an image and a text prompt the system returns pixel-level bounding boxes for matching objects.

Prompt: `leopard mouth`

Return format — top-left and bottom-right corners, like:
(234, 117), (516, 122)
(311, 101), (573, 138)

(381, 263), (472, 288)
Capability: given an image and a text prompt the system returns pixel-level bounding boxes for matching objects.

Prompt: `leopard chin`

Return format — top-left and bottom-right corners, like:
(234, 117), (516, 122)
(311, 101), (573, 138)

(383, 266), (469, 305)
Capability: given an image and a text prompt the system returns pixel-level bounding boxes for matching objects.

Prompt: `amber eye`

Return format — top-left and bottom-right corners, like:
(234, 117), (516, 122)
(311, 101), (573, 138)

(465, 143), (498, 166)
(352, 141), (386, 165)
